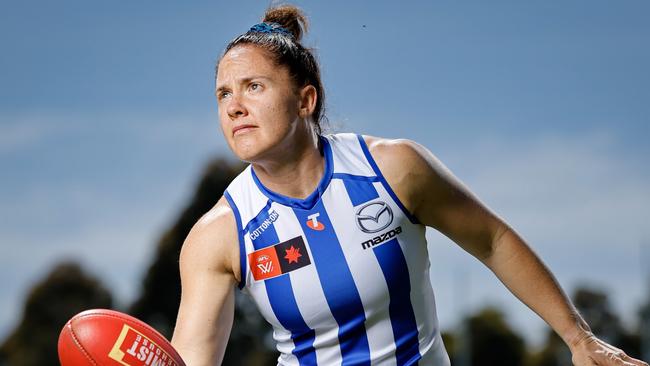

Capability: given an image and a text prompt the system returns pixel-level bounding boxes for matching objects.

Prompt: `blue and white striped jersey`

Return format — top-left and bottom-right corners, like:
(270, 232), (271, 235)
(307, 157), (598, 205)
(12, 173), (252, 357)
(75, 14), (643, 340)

(224, 133), (450, 366)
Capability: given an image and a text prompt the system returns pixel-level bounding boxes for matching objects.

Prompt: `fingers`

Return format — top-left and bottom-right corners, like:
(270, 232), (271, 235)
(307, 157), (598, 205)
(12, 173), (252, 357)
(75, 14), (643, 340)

(571, 336), (648, 366)
(591, 348), (645, 366)
(614, 349), (648, 366)
(612, 346), (648, 366)
(594, 339), (644, 366)
(619, 352), (649, 366)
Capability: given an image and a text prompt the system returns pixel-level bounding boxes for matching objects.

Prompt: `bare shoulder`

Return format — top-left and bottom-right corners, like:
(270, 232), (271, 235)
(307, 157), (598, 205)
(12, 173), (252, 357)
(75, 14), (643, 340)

(180, 196), (240, 283)
(362, 135), (450, 216)
(363, 135), (440, 175)
(362, 135), (505, 255)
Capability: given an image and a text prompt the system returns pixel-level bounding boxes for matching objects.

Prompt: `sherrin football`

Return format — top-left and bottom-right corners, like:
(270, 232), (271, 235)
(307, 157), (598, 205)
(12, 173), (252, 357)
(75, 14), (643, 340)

(58, 309), (186, 366)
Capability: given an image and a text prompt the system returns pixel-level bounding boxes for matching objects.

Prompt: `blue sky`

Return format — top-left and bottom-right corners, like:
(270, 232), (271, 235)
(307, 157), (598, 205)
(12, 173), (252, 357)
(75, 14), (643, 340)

(1, 0), (649, 347)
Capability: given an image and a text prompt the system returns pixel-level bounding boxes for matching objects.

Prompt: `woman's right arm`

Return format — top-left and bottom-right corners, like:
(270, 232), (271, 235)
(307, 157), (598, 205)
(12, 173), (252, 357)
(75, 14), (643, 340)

(171, 197), (241, 366)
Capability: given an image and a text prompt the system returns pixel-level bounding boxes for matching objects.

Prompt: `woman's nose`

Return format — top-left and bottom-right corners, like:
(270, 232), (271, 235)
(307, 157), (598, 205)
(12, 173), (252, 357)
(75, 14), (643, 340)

(227, 95), (248, 119)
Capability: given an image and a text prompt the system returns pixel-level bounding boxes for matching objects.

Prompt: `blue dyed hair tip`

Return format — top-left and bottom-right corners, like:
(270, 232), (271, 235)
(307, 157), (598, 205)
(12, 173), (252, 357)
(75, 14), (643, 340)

(248, 22), (293, 37)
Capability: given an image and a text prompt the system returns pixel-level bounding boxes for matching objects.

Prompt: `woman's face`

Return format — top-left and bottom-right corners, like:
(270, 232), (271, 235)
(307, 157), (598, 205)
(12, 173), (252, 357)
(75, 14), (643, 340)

(216, 45), (305, 162)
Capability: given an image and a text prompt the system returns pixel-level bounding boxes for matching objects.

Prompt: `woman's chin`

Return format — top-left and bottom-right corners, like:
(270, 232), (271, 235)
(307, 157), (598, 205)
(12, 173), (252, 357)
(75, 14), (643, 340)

(229, 132), (289, 163)
(232, 143), (270, 163)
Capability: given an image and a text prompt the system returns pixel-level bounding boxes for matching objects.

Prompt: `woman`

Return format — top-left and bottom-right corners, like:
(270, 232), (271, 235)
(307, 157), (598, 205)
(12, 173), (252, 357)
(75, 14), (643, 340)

(170, 5), (647, 366)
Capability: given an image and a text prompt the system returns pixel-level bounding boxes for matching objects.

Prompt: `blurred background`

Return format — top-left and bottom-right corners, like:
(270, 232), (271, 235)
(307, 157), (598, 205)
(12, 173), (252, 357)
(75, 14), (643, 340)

(1, 0), (648, 365)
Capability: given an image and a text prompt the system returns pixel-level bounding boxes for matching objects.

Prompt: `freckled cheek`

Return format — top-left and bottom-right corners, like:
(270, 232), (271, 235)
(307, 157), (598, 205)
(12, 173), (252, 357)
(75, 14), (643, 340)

(265, 101), (293, 126)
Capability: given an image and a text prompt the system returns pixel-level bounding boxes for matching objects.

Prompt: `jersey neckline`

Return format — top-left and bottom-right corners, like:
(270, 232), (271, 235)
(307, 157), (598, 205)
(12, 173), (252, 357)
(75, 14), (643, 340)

(250, 135), (334, 210)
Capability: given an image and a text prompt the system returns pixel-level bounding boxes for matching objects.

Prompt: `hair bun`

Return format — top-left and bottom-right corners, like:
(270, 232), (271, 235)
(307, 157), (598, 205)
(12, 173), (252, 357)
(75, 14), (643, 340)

(263, 5), (308, 42)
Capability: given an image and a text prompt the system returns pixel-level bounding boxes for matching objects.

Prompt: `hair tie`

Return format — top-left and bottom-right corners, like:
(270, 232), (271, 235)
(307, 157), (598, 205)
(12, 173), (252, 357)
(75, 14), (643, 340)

(248, 22), (293, 37)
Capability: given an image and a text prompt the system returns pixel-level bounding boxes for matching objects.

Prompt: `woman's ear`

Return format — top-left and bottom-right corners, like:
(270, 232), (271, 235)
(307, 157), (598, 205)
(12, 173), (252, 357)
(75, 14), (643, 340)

(298, 85), (317, 118)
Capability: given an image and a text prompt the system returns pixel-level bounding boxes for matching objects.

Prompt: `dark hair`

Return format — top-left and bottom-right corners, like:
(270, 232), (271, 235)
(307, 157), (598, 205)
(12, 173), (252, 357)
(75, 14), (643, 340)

(217, 5), (326, 135)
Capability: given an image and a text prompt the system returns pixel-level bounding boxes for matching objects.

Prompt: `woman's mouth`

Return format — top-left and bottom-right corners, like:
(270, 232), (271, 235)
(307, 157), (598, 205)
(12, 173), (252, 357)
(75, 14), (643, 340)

(232, 124), (257, 136)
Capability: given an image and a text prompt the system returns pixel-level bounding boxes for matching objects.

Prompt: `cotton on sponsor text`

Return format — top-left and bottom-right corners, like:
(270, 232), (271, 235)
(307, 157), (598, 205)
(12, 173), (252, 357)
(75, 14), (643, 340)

(250, 210), (279, 240)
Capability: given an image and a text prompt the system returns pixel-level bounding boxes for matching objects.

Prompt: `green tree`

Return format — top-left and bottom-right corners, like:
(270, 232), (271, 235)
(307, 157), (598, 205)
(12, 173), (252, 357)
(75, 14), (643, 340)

(463, 307), (527, 366)
(527, 331), (571, 366)
(0, 262), (112, 366)
(573, 287), (623, 340)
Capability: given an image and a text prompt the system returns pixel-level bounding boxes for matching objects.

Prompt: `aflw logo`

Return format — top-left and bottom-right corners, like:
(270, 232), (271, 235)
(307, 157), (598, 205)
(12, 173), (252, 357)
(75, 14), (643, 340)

(257, 262), (273, 274)
(256, 254), (274, 274)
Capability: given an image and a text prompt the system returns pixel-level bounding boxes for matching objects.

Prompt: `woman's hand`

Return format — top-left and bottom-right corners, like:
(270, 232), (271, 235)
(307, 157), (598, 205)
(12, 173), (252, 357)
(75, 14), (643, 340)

(570, 334), (648, 366)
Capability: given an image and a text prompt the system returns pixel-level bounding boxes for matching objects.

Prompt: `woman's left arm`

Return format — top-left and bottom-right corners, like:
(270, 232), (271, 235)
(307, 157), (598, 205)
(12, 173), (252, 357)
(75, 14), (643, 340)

(366, 136), (647, 366)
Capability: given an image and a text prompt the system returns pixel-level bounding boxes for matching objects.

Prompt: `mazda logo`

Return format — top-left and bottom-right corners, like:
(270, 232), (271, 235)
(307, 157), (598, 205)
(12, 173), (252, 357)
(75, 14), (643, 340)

(355, 201), (393, 233)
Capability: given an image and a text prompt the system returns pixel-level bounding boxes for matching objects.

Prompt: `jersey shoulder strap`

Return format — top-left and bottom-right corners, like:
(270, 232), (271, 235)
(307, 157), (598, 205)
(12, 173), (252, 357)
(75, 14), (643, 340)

(326, 133), (376, 178)
(223, 165), (269, 289)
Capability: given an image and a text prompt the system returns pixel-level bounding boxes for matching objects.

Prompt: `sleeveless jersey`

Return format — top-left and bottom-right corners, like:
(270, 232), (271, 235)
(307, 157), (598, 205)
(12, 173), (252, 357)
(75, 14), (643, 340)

(224, 133), (450, 366)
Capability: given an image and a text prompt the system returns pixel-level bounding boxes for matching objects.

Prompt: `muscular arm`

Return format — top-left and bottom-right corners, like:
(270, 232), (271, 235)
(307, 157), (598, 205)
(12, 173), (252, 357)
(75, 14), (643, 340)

(171, 197), (240, 366)
(365, 136), (646, 365)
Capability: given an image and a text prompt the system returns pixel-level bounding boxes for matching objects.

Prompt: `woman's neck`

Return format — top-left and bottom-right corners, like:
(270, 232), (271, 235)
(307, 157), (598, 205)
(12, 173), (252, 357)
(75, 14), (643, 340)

(251, 129), (324, 200)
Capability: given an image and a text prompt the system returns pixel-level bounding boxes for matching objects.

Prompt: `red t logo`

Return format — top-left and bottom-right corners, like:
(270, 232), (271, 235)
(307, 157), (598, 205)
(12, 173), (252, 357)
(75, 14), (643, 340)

(306, 212), (325, 231)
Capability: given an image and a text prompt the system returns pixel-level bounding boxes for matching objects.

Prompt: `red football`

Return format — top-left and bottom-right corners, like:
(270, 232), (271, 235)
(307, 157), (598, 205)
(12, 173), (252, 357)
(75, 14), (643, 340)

(58, 309), (186, 366)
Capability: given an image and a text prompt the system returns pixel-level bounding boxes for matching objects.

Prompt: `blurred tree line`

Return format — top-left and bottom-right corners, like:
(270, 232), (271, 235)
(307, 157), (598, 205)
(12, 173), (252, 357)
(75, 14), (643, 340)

(0, 158), (648, 365)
